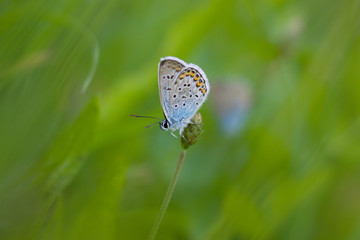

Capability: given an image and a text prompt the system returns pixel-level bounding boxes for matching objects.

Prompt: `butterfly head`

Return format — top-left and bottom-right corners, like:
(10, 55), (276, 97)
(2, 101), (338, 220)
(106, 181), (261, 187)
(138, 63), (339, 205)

(159, 119), (170, 131)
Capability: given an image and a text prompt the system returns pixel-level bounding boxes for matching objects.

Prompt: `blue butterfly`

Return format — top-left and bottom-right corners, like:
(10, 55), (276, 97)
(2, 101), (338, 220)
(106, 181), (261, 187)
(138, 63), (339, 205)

(157, 56), (210, 137)
(132, 57), (210, 138)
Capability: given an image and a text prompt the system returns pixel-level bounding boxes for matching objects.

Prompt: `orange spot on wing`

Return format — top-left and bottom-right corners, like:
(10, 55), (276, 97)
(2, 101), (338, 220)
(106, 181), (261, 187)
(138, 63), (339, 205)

(190, 72), (195, 77)
(194, 76), (199, 81)
(179, 74), (185, 79)
(196, 81), (204, 87)
(200, 88), (206, 94)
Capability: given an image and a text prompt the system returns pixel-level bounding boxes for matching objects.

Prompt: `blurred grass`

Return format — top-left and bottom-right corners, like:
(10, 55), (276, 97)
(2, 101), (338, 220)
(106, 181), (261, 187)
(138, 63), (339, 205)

(1, 0), (360, 239)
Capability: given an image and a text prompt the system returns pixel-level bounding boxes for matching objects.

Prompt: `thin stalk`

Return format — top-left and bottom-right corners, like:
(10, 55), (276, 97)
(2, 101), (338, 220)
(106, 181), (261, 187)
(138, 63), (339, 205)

(147, 149), (187, 240)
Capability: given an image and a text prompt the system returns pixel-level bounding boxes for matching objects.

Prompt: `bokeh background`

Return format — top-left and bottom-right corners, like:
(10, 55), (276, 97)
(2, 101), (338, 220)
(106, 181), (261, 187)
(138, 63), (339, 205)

(1, 0), (360, 239)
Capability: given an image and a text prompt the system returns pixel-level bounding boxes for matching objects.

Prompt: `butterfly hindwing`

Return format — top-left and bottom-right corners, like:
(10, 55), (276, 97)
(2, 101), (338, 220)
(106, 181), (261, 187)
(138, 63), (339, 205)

(166, 64), (210, 124)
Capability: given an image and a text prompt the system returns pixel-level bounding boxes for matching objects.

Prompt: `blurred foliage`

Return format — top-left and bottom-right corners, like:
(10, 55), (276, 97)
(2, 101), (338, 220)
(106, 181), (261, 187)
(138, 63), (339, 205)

(1, 0), (360, 239)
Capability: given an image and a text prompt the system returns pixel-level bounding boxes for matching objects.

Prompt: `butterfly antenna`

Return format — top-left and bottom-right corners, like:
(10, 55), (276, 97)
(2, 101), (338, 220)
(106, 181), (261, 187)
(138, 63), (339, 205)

(130, 114), (163, 120)
(145, 121), (161, 128)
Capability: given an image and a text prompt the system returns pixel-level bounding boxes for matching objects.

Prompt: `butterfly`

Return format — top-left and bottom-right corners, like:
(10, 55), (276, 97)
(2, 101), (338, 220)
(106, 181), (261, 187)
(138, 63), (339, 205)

(132, 57), (210, 138)
(157, 56), (210, 137)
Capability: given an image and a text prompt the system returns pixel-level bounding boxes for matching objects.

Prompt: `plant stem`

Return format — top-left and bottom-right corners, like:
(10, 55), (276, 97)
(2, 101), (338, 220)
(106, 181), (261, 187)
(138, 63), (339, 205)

(147, 149), (187, 240)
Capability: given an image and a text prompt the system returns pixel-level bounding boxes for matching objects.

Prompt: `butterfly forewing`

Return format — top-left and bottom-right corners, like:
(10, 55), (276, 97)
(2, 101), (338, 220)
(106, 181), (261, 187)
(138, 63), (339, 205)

(158, 57), (187, 121)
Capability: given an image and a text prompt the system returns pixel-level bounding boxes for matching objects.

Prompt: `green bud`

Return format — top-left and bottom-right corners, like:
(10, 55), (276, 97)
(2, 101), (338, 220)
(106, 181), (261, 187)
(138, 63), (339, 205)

(181, 113), (203, 149)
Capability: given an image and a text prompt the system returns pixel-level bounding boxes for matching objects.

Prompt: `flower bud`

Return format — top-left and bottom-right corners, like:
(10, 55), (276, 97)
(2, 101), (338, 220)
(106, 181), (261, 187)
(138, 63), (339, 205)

(181, 113), (203, 149)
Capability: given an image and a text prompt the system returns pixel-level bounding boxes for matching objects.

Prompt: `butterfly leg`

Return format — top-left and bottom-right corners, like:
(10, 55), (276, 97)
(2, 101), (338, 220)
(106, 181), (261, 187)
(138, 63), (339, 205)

(179, 128), (189, 145)
(170, 131), (179, 139)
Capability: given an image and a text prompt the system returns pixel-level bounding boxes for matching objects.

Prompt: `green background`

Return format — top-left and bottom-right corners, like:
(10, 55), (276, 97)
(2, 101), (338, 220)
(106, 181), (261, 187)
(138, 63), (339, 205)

(1, 0), (360, 239)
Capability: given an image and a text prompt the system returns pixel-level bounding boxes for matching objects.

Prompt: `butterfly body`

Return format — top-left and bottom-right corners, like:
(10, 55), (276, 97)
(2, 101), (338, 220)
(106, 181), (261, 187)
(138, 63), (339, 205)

(158, 56), (210, 137)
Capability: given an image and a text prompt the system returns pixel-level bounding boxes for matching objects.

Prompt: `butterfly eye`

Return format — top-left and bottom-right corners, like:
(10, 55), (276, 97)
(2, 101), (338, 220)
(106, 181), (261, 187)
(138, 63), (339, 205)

(164, 121), (168, 128)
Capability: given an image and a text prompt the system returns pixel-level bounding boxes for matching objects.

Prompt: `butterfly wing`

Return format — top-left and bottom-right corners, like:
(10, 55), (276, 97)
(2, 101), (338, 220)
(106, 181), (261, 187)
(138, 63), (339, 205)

(165, 63), (210, 126)
(158, 56), (187, 122)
